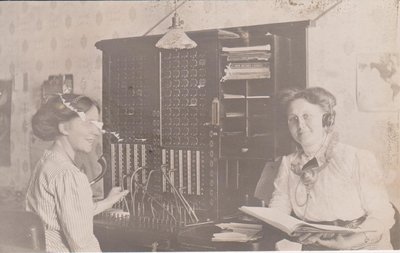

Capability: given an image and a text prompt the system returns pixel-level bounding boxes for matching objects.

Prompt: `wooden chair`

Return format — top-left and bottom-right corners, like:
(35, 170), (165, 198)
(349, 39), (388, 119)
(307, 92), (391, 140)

(390, 203), (400, 250)
(0, 210), (46, 252)
(254, 158), (282, 204)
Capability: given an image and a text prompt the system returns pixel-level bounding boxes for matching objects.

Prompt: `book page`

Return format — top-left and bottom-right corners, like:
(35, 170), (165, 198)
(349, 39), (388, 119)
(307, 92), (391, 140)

(239, 206), (301, 235)
(239, 207), (375, 236)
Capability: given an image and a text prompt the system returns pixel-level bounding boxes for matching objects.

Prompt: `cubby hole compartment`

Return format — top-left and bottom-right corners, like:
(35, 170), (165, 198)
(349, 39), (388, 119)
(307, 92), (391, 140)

(222, 99), (246, 118)
(245, 135), (275, 159)
(247, 79), (274, 96)
(221, 117), (246, 136)
(248, 117), (274, 137)
(221, 135), (275, 159)
(247, 98), (274, 118)
(220, 135), (246, 157)
(221, 81), (246, 99)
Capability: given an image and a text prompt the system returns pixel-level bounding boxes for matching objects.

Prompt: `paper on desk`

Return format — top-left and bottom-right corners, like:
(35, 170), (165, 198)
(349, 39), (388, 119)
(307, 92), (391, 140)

(212, 222), (262, 242)
(275, 239), (302, 251)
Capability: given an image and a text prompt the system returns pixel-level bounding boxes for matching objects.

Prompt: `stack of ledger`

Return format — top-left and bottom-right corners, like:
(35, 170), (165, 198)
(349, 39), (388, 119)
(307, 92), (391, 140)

(212, 222), (263, 242)
(221, 45), (272, 81)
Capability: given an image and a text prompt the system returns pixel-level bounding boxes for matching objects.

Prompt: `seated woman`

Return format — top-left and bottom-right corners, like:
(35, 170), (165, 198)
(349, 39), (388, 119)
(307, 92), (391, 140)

(268, 87), (395, 250)
(26, 94), (129, 252)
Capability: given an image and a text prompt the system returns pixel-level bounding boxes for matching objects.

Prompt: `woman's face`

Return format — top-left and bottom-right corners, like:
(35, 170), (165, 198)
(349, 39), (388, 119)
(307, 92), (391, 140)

(287, 98), (326, 149)
(64, 105), (101, 153)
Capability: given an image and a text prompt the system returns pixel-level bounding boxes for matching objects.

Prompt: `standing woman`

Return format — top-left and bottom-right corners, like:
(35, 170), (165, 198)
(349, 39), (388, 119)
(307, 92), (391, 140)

(26, 94), (128, 252)
(269, 87), (395, 250)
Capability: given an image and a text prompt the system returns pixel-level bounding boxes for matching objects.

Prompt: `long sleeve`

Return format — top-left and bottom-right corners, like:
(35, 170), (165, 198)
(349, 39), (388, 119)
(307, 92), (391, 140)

(356, 150), (395, 234)
(268, 156), (293, 215)
(52, 169), (101, 252)
(254, 159), (281, 204)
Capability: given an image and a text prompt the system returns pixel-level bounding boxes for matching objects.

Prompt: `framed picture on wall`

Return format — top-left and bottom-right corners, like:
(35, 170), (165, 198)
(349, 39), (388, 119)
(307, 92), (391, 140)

(356, 53), (400, 112)
(0, 80), (12, 166)
(41, 74), (73, 104)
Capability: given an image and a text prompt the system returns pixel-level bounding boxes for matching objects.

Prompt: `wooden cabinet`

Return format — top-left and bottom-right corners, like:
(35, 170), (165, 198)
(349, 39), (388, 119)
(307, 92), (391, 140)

(217, 23), (307, 160)
(95, 21), (308, 229)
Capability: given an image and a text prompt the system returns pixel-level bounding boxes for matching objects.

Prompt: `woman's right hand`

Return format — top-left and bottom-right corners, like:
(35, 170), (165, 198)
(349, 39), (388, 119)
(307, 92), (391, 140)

(105, 187), (129, 208)
(293, 232), (335, 245)
(293, 232), (321, 245)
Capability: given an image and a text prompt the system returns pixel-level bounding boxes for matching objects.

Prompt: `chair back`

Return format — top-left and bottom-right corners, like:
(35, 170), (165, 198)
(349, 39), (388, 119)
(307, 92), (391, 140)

(391, 203), (400, 250)
(254, 158), (282, 204)
(0, 210), (46, 252)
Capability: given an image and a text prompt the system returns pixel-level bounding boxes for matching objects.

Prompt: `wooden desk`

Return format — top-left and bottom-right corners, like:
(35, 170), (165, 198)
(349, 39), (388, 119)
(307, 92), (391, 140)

(177, 223), (288, 251)
(94, 221), (287, 251)
(94, 223), (178, 252)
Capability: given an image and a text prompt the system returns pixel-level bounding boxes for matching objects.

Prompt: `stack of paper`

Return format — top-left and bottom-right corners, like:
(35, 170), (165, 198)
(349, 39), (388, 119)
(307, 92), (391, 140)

(222, 45), (271, 62)
(221, 46), (271, 82)
(212, 222), (262, 242)
(222, 62), (271, 80)
(275, 239), (302, 251)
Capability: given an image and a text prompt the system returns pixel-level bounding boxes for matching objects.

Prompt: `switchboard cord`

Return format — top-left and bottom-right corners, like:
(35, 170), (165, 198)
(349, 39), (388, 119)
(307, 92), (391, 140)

(130, 171), (178, 223)
(89, 155), (107, 186)
(142, 170), (158, 202)
(120, 175), (130, 213)
(161, 166), (199, 223)
(129, 167), (145, 215)
(162, 168), (190, 217)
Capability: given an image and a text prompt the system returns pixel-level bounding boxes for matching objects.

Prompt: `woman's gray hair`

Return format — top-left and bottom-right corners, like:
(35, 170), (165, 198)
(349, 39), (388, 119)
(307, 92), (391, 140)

(277, 87), (337, 115)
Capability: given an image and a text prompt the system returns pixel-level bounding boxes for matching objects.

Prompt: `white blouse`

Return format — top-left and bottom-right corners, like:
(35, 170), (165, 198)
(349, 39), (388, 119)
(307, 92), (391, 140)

(26, 150), (101, 252)
(269, 134), (395, 250)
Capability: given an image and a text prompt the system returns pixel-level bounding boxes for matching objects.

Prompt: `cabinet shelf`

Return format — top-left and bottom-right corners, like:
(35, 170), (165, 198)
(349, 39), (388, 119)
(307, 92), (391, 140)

(247, 95), (271, 99)
(225, 112), (245, 118)
(221, 76), (270, 81)
(221, 131), (245, 137)
(223, 95), (271, 100)
(249, 114), (270, 118)
(223, 94), (246, 99)
(250, 133), (273, 138)
(221, 132), (273, 138)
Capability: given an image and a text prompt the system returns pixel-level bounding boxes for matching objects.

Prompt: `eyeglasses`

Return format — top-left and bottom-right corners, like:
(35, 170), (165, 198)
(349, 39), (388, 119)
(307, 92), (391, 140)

(287, 113), (316, 125)
(89, 120), (104, 130)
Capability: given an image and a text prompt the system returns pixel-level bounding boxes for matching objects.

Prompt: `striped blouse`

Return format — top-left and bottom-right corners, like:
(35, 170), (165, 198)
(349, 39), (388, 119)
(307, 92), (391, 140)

(26, 149), (101, 252)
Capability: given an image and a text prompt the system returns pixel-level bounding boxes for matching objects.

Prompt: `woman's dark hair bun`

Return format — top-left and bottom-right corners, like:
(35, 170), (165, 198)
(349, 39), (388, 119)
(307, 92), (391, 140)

(31, 104), (60, 141)
(31, 94), (99, 141)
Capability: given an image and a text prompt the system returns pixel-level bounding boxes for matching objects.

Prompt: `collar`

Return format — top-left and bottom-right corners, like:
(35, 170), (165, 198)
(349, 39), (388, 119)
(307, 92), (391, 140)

(43, 149), (80, 170)
(291, 131), (339, 175)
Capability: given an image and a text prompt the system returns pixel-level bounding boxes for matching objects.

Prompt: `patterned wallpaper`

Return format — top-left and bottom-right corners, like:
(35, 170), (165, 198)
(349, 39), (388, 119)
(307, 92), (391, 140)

(0, 0), (398, 209)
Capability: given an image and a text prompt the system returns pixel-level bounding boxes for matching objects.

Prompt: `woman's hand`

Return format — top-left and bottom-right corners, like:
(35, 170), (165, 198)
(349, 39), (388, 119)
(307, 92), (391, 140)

(316, 232), (376, 250)
(105, 187), (129, 208)
(293, 232), (333, 245)
(93, 187), (129, 215)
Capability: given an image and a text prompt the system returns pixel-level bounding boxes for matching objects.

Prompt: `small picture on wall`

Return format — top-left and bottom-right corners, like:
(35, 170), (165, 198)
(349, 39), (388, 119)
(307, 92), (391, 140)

(41, 74), (73, 104)
(0, 80), (12, 166)
(356, 53), (400, 112)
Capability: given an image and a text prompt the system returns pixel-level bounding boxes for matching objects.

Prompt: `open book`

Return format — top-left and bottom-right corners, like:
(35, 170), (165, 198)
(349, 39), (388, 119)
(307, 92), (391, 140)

(239, 206), (373, 236)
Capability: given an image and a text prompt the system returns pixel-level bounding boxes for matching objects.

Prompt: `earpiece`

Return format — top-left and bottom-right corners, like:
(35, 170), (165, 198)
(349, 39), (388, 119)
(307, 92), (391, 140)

(322, 98), (336, 128)
(322, 111), (335, 127)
